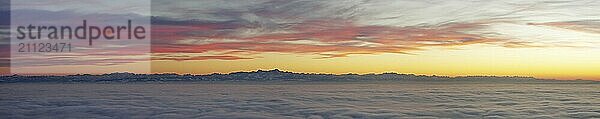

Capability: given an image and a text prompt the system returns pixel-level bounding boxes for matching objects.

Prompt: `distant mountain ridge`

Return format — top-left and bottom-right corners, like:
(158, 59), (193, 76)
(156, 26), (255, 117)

(0, 69), (596, 83)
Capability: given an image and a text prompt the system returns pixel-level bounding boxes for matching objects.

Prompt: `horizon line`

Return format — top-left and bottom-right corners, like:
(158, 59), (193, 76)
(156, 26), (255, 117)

(1, 68), (577, 81)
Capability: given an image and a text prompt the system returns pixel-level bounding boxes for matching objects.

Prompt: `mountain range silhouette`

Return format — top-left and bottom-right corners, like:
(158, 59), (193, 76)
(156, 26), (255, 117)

(1, 69), (597, 83)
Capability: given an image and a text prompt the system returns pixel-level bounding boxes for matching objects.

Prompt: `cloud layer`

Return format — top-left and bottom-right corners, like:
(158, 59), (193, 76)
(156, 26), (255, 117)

(1, 83), (598, 118)
(150, 0), (600, 60)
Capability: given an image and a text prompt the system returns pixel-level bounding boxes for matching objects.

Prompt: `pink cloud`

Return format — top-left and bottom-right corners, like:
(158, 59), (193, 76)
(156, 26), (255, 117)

(151, 20), (502, 60)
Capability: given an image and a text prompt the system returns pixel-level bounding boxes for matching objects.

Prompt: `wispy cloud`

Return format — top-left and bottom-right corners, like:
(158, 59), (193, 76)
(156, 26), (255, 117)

(151, 0), (600, 61)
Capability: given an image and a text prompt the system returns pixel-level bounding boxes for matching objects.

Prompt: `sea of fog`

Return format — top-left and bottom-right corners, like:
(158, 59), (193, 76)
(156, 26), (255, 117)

(1, 82), (599, 119)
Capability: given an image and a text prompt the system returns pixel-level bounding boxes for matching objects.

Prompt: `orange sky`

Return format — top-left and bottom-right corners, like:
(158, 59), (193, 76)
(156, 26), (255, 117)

(151, 44), (600, 80)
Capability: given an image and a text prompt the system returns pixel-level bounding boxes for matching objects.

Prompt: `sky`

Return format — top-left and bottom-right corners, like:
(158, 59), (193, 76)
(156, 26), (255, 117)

(149, 0), (600, 80)
(3, 0), (600, 80)
(6, 0), (151, 74)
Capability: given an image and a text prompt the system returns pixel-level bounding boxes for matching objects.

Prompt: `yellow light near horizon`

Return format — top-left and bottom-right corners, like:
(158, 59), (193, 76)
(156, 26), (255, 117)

(152, 43), (600, 80)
